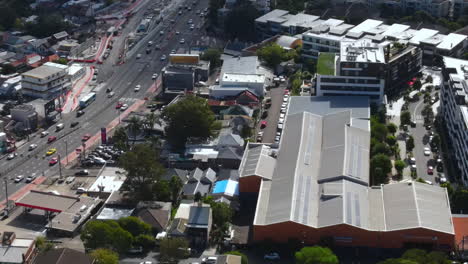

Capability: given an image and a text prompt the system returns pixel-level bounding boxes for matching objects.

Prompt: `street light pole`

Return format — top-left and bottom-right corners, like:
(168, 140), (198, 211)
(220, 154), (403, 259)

(58, 154), (62, 179)
(65, 140), (69, 165)
(3, 177), (9, 212)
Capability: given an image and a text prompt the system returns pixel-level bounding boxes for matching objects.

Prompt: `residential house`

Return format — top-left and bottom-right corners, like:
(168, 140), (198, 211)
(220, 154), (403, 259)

(161, 168), (189, 183)
(186, 205), (212, 247)
(181, 168), (217, 198)
(33, 248), (94, 264)
(0, 232), (36, 264)
(136, 201), (172, 234)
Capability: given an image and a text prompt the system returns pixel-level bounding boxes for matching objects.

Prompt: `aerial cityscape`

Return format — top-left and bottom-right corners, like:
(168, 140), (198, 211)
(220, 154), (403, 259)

(2, 0), (468, 263)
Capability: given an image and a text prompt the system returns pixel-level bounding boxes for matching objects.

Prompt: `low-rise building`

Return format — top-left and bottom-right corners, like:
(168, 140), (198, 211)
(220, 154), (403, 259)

(0, 232), (35, 264)
(239, 96), (455, 249)
(440, 57), (468, 186)
(21, 62), (70, 100)
(10, 104), (38, 131)
(34, 248), (94, 264)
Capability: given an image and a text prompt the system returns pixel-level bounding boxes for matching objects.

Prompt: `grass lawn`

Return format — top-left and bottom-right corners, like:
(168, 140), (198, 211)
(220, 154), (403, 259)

(317, 52), (336, 75)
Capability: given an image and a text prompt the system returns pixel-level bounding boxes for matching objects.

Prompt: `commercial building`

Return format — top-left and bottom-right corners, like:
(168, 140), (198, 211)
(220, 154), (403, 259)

(315, 40), (386, 102)
(210, 56), (273, 99)
(10, 104), (38, 131)
(0, 76), (21, 97)
(440, 57), (468, 186)
(239, 96), (455, 249)
(0, 232), (35, 264)
(21, 62), (70, 100)
(15, 190), (101, 236)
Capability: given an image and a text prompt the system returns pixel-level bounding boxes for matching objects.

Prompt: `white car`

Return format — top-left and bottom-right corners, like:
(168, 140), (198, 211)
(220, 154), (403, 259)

(424, 147), (431, 156)
(276, 132), (281, 137)
(411, 164), (417, 171)
(282, 103), (287, 108)
(135, 85), (141, 92)
(180, 38), (185, 44)
(176, 31), (180, 35)
(161, 55), (167, 61)
(264, 253), (280, 260)
(275, 135), (280, 142)
(14, 175), (24, 183)
(280, 108), (286, 114)
(425, 180), (433, 185)
(28, 144), (38, 151)
(278, 118), (284, 124)
(7, 153), (17, 160)
(40, 131), (49, 137)
(152, 73), (158, 80)
(202, 257), (217, 264)
(120, 104), (129, 111)
(283, 97), (288, 102)
(190, 25), (195, 30)
(279, 113), (285, 119)
(409, 157), (416, 164)
(257, 131), (264, 137)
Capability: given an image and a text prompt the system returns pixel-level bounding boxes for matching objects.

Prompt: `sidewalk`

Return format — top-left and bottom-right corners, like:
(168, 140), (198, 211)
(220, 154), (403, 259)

(62, 66), (95, 114)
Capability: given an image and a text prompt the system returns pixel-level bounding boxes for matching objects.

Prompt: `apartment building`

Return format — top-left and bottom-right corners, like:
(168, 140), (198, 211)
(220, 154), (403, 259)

(315, 40), (386, 102)
(21, 62), (70, 100)
(453, 0), (468, 19)
(254, 10), (320, 39)
(440, 56), (468, 185)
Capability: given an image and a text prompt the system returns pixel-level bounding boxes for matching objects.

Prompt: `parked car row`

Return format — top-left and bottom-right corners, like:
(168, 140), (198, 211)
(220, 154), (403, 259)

(82, 145), (124, 167)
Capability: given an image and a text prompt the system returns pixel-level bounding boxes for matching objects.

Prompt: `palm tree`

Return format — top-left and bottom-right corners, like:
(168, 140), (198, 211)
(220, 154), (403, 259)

(128, 116), (142, 146)
(144, 112), (160, 134)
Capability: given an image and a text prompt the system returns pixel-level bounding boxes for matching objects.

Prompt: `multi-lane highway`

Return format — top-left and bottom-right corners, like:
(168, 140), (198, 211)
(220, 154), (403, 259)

(0, 0), (209, 202)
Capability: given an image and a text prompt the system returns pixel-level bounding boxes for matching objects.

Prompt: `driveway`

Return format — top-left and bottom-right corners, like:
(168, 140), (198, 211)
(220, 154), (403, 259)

(257, 85), (286, 143)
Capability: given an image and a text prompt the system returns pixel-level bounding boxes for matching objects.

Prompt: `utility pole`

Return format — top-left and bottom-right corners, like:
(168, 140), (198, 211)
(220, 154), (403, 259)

(3, 177), (8, 212)
(58, 154), (62, 179)
(65, 140), (69, 165)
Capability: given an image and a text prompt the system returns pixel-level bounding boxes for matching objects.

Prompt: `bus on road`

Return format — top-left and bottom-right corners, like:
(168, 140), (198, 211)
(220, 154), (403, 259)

(79, 92), (96, 109)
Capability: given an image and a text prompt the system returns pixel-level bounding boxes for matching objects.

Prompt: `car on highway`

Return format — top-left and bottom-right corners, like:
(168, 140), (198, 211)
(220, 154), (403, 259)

(161, 55), (166, 61)
(65, 177), (75, 184)
(116, 101), (124, 109)
(49, 157), (58, 166)
(155, 44), (161, 50)
(14, 175), (24, 183)
(180, 38), (185, 44)
(56, 123), (64, 131)
(108, 91), (115, 98)
(160, 30), (164, 35)
(70, 121), (79, 128)
(48, 136), (57, 143)
(28, 144), (38, 151)
(152, 73), (158, 80)
(40, 131), (49, 137)
(170, 19), (175, 23)
(190, 25), (195, 30)
(170, 49), (176, 54)
(178, 11), (182, 15)
(26, 174), (37, 183)
(427, 166), (434, 175)
(188, 19), (193, 24)
(148, 41), (153, 46)
(46, 148), (57, 156)
(146, 48), (151, 54)
(6, 153), (17, 160)
(135, 84), (141, 92)
(136, 54), (142, 59)
(424, 147), (431, 156)
(264, 253), (280, 260)
(76, 110), (85, 117)
(176, 31), (180, 35)
(120, 104), (128, 111)
(82, 134), (91, 142)
(75, 169), (89, 176)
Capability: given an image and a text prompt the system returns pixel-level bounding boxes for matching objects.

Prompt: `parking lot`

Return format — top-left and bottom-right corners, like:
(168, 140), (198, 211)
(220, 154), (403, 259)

(257, 84), (287, 144)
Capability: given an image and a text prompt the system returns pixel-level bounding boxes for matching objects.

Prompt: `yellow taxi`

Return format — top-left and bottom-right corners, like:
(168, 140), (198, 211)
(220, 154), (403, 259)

(46, 148), (57, 156)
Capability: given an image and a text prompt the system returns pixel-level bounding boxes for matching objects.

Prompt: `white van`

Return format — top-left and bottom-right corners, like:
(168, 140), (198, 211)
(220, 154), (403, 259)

(56, 123), (64, 131)
(108, 91), (115, 98)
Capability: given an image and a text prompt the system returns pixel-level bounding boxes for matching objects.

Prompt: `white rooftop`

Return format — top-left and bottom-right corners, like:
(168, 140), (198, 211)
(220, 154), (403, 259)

(409, 28), (439, 45)
(221, 73), (265, 83)
(437, 33), (467, 50)
(88, 175), (125, 193)
(340, 39), (385, 63)
(348, 19), (383, 34)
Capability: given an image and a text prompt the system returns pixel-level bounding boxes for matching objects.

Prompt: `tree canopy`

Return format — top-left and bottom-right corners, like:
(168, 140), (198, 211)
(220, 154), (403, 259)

(257, 43), (298, 69)
(370, 154), (392, 185)
(162, 95), (220, 149)
(90, 248), (119, 264)
(118, 144), (165, 200)
(400, 111), (412, 127)
(295, 246), (339, 264)
(224, 1), (260, 41)
(201, 48), (222, 70)
(159, 237), (189, 263)
(378, 248), (451, 264)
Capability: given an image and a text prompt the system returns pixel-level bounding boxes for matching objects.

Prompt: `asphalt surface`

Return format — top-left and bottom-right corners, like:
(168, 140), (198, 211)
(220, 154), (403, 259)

(0, 0), (209, 202)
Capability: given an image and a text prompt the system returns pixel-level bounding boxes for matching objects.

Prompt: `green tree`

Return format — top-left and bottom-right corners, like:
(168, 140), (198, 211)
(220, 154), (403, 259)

(387, 123), (397, 134)
(386, 135), (397, 146)
(412, 80), (422, 90)
(426, 75), (433, 83)
(295, 246), (339, 264)
(225, 251), (248, 264)
(240, 125), (252, 139)
(153, 180), (172, 201)
(1, 63), (15, 75)
(394, 160), (405, 175)
(81, 220), (133, 253)
(159, 237), (189, 263)
(400, 111), (412, 126)
(53, 58), (68, 65)
(450, 187), (468, 213)
(35, 237), (53, 253)
(201, 48), (222, 70)
(117, 216), (152, 237)
(143, 112), (159, 134)
(25, 14), (72, 38)
(194, 192), (202, 202)
(406, 136), (415, 152)
(291, 75), (302, 96)
(134, 234), (156, 251)
(128, 116), (142, 145)
(377, 259), (418, 264)
(211, 201), (233, 228)
(112, 127), (129, 151)
(371, 154), (392, 185)
(257, 43), (285, 68)
(110, 226), (133, 253)
(118, 144), (165, 200)
(371, 122), (388, 141)
(170, 176), (183, 204)
(431, 134), (440, 148)
(372, 142), (391, 156)
(224, 2), (260, 41)
(162, 95), (219, 148)
(90, 248), (119, 264)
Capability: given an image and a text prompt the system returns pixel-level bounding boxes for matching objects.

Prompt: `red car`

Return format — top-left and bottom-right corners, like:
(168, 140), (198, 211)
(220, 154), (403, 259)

(260, 120), (267, 129)
(49, 157), (58, 166)
(427, 166), (434, 175)
(82, 134), (91, 141)
(115, 101), (123, 109)
(47, 136), (57, 143)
